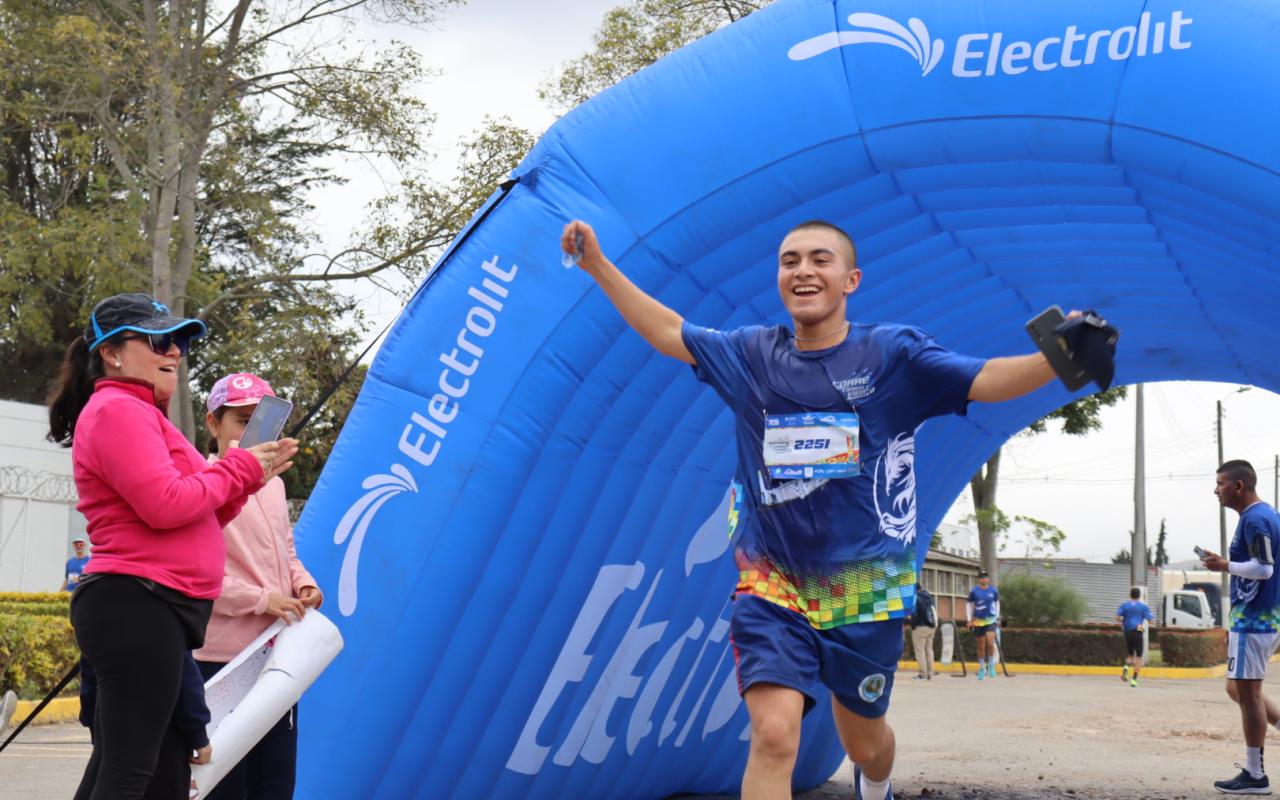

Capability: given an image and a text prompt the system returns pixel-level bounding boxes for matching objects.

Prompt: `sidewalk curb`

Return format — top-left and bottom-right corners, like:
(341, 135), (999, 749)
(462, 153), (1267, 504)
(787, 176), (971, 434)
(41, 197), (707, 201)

(13, 697), (79, 726)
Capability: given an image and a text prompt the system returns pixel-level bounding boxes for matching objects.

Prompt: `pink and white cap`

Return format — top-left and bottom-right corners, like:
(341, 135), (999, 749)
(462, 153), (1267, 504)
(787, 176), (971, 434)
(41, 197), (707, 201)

(207, 372), (275, 412)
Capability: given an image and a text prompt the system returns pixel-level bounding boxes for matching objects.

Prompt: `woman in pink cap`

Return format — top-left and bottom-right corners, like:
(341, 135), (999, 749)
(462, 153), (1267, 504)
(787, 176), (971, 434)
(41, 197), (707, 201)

(47, 293), (298, 800)
(196, 372), (322, 800)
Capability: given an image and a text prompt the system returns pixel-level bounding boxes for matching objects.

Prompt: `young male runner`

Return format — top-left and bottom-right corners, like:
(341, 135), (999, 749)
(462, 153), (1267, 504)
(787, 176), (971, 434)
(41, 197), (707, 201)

(1202, 460), (1280, 795)
(967, 570), (1001, 680)
(561, 219), (1063, 800)
(1115, 587), (1153, 687)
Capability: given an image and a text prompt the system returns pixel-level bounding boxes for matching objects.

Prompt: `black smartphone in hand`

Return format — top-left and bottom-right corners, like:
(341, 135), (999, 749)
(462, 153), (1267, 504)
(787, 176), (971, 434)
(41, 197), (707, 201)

(1026, 305), (1091, 391)
(237, 395), (293, 449)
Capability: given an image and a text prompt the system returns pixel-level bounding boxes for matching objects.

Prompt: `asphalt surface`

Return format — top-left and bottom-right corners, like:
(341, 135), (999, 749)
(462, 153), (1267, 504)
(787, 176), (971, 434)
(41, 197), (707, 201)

(3, 668), (1268, 799)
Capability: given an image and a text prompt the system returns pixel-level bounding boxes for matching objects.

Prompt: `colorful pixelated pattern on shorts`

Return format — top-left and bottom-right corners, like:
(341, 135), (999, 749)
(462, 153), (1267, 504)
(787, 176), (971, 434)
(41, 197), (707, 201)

(736, 550), (916, 629)
(1229, 603), (1280, 633)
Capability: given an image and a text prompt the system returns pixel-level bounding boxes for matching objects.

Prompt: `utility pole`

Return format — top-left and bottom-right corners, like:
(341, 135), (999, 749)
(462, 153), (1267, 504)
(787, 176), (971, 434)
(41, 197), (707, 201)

(1133, 385), (1147, 590)
(1274, 454), (1277, 507)
(1218, 400), (1228, 603)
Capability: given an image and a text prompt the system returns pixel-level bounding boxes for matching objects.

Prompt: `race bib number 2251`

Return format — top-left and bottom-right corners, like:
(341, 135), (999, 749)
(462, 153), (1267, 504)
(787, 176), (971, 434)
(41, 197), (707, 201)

(762, 412), (859, 479)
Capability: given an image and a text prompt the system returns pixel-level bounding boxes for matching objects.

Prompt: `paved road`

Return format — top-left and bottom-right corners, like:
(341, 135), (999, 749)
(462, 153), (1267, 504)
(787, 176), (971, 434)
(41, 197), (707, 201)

(3, 668), (1268, 798)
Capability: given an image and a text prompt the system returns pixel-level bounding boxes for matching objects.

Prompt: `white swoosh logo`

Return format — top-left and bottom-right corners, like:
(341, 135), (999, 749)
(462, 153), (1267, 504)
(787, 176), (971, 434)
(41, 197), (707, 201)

(789, 13), (945, 76)
(334, 463), (418, 616)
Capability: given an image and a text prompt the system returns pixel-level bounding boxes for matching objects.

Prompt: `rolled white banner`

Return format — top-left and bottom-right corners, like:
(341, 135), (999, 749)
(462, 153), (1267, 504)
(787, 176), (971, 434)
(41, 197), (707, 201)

(191, 610), (344, 798)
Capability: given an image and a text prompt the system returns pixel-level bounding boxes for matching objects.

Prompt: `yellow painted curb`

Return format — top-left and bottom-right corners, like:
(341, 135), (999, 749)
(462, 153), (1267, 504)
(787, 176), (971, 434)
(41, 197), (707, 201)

(900, 649), (1280, 679)
(898, 660), (1227, 679)
(13, 696), (80, 726)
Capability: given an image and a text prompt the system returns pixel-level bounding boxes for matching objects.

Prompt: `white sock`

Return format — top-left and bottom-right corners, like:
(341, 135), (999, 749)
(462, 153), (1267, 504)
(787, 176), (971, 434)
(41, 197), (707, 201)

(1247, 746), (1265, 779)
(859, 771), (891, 800)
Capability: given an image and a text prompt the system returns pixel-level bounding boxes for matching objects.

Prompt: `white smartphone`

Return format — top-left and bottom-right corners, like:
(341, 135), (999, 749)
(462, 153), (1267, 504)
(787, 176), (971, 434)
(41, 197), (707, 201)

(237, 395), (293, 449)
(1193, 545), (1211, 560)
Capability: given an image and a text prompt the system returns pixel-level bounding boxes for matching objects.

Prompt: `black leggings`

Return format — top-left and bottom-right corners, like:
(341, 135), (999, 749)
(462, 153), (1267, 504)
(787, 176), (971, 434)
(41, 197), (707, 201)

(72, 575), (190, 800)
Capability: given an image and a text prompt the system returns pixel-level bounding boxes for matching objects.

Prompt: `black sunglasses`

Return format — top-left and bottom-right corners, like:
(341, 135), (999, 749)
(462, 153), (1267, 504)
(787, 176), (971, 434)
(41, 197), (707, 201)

(119, 331), (192, 356)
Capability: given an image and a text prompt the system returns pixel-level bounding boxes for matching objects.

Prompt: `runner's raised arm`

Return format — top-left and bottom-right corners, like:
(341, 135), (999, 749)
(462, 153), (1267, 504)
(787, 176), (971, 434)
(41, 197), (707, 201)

(562, 220), (694, 365)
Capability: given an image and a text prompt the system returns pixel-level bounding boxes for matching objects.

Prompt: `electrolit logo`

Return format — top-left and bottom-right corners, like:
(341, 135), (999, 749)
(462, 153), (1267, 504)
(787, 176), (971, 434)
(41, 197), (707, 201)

(789, 11), (1193, 77)
(332, 254), (518, 617)
(505, 486), (747, 775)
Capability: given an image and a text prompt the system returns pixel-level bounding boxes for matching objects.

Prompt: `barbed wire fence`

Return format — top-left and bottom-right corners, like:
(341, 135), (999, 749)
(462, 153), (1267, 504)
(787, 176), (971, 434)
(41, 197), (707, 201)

(0, 465), (77, 503)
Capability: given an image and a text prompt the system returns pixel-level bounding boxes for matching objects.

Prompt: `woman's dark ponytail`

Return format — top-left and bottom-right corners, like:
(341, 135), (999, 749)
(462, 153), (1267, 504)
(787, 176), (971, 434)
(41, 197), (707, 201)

(47, 337), (104, 446)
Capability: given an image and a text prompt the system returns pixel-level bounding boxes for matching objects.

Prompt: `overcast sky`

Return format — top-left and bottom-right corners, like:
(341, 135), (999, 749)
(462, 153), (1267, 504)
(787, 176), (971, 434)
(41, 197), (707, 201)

(308, 1), (1280, 566)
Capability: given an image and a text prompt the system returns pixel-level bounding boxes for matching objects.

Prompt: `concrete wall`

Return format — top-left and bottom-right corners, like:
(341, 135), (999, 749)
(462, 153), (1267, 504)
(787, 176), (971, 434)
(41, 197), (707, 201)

(0, 399), (83, 591)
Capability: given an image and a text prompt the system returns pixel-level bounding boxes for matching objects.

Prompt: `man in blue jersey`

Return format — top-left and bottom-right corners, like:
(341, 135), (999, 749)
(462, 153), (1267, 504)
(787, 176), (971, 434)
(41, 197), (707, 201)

(561, 219), (1066, 800)
(61, 536), (90, 591)
(1202, 459), (1280, 795)
(1115, 587), (1153, 687)
(966, 571), (1001, 680)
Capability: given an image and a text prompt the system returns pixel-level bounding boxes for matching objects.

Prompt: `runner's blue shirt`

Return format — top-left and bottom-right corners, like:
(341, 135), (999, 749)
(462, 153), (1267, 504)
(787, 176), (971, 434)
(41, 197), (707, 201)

(65, 555), (90, 591)
(967, 585), (1000, 624)
(1116, 600), (1153, 631)
(681, 321), (985, 629)
(1228, 501), (1280, 633)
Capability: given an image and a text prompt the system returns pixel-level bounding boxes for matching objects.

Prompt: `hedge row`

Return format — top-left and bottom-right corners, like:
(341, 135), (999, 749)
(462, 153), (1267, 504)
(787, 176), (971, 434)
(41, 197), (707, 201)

(0, 612), (79, 699)
(0, 592), (71, 605)
(0, 602), (70, 617)
(1159, 627), (1228, 667)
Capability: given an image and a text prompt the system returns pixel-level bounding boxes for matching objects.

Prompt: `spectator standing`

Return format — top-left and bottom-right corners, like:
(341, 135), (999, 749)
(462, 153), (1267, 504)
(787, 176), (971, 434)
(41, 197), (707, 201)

(47, 292), (297, 800)
(909, 583), (937, 680)
(194, 372), (323, 800)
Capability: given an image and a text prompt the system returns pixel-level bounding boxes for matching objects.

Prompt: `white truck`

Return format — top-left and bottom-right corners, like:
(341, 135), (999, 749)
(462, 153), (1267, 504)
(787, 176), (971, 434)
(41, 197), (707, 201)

(1163, 588), (1215, 629)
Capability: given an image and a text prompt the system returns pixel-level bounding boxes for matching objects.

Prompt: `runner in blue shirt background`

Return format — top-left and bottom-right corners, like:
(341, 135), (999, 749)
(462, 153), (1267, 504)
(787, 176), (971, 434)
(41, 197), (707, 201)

(966, 571), (1001, 680)
(1202, 459), (1280, 795)
(1115, 588), (1153, 687)
(61, 536), (90, 592)
(562, 219), (1075, 800)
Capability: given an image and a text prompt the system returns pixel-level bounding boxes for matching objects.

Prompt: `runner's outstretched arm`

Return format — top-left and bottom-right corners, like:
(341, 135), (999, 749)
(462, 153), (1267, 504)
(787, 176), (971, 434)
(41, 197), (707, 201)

(968, 353), (1055, 403)
(562, 220), (694, 365)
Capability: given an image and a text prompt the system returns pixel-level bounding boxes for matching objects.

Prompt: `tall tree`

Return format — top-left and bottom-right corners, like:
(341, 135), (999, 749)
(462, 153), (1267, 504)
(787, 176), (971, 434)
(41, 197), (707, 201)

(1154, 518), (1169, 567)
(539, 0), (764, 113)
(10, 0), (459, 437)
(970, 387), (1128, 581)
(1111, 546), (1154, 566)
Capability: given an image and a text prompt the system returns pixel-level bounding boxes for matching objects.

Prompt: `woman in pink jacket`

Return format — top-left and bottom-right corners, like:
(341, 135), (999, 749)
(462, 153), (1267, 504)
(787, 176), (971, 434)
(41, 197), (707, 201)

(47, 293), (298, 800)
(195, 372), (322, 800)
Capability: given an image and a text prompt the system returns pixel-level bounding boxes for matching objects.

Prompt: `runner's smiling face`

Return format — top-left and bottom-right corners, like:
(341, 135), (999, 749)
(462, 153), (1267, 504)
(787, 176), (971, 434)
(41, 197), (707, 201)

(777, 228), (861, 329)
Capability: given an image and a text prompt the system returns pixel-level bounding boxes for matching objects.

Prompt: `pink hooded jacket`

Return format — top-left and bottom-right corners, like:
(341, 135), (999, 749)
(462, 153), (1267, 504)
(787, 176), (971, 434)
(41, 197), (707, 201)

(74, 379), (263, 599)
(194, 454), (319, 662)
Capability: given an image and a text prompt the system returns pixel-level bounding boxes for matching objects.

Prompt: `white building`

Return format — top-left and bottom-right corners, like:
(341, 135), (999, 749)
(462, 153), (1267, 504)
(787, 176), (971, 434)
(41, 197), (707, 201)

(934, 521), (981, 560)
(0, 399), (85, 591)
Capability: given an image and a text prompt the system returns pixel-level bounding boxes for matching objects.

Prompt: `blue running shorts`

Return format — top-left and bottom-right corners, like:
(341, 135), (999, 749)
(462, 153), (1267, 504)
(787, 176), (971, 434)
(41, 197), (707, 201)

(729, 593), (902, 718)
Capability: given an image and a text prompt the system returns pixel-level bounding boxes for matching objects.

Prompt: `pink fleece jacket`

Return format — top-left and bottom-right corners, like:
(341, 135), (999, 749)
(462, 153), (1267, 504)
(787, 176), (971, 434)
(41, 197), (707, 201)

(194, 455), (319, 662)
(74, 379), (264, 599)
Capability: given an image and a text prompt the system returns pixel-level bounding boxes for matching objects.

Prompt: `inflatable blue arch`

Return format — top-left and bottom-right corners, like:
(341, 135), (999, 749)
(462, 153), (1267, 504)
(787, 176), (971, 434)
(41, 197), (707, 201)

(294, 0), (1280, 796)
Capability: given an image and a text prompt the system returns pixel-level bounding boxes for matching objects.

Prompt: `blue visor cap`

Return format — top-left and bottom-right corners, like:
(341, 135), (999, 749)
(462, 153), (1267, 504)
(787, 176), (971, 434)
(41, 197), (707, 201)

(1054, 311), (1120, 391)
(85, 292), (207, 352)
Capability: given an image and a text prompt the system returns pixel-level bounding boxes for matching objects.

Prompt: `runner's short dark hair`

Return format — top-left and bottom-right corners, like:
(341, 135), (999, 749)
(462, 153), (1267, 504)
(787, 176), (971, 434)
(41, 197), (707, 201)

(1218, 459), (1257, 491)
(786, 220), (857, 267)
